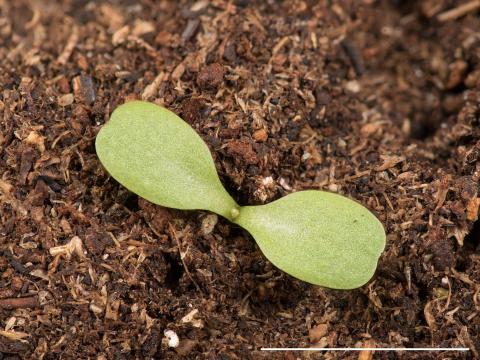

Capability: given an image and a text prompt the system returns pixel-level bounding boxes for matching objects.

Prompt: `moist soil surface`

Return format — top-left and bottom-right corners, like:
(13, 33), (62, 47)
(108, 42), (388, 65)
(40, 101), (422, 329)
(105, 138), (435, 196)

(1, 0), (480, 359)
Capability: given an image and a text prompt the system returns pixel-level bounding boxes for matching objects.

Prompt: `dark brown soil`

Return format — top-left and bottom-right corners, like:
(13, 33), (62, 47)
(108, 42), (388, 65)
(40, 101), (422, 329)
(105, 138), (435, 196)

(1, 1), (480, 359)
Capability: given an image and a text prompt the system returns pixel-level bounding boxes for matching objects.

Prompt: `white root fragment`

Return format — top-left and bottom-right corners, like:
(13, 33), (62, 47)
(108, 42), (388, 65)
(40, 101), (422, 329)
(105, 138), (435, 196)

(57, 26), (79, 65)
(181, 309), (204, 328)
(49, 236), (86, 259)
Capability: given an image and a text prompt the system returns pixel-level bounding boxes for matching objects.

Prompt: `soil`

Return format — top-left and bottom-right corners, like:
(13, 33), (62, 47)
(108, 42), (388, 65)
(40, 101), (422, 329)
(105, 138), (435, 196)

(1, 0), (480, 359)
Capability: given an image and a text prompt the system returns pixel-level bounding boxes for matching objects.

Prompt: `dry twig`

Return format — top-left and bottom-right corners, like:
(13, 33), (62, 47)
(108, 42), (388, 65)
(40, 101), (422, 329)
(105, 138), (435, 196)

(0, 296), (39, 310)
(437, 1), (480, 22)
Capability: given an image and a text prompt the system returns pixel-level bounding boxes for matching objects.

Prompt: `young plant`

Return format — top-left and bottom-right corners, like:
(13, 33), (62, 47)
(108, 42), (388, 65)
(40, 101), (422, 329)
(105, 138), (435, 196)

(95, 101), (386, 289)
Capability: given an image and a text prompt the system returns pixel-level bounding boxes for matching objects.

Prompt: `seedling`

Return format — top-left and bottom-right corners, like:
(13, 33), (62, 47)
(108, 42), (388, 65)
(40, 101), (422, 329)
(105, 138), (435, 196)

(95, 101), (386, 289)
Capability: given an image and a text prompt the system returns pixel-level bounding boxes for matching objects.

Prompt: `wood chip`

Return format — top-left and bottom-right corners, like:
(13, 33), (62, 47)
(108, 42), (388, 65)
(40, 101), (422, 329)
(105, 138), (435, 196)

(112, 25), (130, 45)
(360, 122), (385, 137)
(466, 197), (480, 221)
(309, 324), (328, 343)
(105, 299), (120, 321)
(24, 131), (45, 153)
(375, 155), (405, 171)
(252, 128), (268, 142)
(0, 330), (30, 342)
(458, 326), (478, 357)
(181, 309), (204, 328)
(437, 1), (480, 22)
(132, 20), (155, 37)
(142, 72), (167, 100)
(57, 26), (78, 65)
(424, 300), (437, 331)
(99, 4), (125, 31)
(358, 339), (375, 360)
(49, 236), (86, 259)
(272, 36), (290, 56)
(190, 0), (209, 12)
(0, 179), (13, 194)
(0, 296), (39, 310)
(434, 178), (450, 211)
(30, 269), (50, 281)
(58, 93), (74, 106)
(171, 62), (186, 82)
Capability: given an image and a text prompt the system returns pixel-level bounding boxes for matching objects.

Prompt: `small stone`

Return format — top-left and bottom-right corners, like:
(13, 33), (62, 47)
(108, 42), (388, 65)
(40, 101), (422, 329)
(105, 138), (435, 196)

(181, 19), (200, 42)
(345, 80), (360, 93)
(164, 330), (179, 348)
(73, 75), (96, 105)
(58, 93), (74, 107)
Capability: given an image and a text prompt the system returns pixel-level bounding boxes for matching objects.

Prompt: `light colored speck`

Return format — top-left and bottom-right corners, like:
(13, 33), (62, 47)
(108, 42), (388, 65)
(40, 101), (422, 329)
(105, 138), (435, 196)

(278, 177), (292, 191)
(164, 329), (179, 348)
(302, 152), (311, 161)
(328, 183), (339, 192)
(345, 80), (360, 93)
(201, 214), (218, 235)
(58, 93), (74, 107)
(262, 176), (274, 187)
